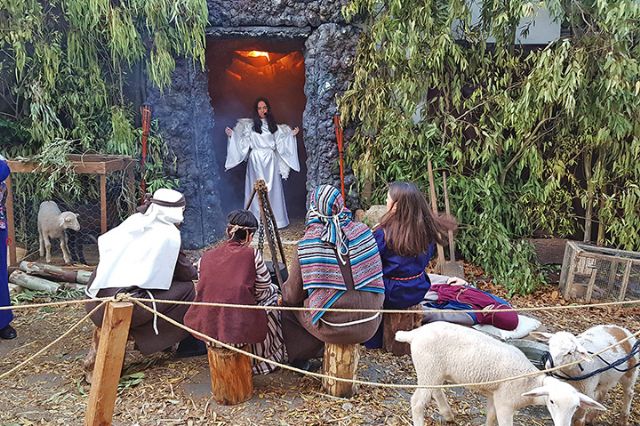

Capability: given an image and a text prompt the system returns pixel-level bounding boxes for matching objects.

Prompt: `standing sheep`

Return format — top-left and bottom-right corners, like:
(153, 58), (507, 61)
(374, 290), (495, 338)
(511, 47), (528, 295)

(396, 322), (605, 426)
(534, 325), (638, 426)
(37, 201), (80, 264)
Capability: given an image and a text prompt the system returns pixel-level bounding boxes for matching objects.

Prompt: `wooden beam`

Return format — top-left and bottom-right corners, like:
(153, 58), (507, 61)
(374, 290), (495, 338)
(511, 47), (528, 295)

(618, 260), (632, 302)
(85, 301), (133, 426)
(606, 260), (618, 293)
(100, 175), (107, 234)
(585, 267), (597, 303)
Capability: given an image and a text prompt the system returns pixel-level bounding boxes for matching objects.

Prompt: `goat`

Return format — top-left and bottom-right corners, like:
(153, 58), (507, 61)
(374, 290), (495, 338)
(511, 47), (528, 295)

(37, 201), (80, 264)
(533, 325), (638, 426)
(396, 322), (605, 426)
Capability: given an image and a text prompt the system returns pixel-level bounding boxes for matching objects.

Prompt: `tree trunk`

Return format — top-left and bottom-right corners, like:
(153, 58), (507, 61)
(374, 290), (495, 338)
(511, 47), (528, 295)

(583, 150), (593, 243)
(19, 261), (91, 284)
(208, 346), (253, 405)
(9, 270), (60, 293)
(322, 343), (359, 398)
(383, 305), (423, 356)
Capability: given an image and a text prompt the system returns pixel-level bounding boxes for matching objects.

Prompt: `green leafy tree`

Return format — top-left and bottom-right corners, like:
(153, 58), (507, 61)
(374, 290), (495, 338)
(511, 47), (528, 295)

(340, 0), (640, 294)
(0, 0), (208, 193)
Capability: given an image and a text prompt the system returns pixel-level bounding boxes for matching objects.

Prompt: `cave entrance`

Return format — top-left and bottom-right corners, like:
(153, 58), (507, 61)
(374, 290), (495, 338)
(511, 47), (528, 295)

(206, 37), (307, 223)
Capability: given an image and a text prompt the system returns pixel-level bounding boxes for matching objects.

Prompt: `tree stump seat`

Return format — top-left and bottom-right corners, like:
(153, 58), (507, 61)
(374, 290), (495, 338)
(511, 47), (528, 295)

(207, 345), (253, 405)
(383, 304), (423, 356)
(322, 342), (360, 398)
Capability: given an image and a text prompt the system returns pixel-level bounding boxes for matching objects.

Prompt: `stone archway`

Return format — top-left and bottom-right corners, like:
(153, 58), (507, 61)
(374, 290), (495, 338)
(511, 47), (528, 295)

(147, 17), (359, 248)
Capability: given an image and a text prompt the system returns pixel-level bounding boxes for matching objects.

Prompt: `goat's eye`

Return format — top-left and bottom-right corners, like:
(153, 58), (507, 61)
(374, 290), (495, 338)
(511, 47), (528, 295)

(550, 400), (555, 405)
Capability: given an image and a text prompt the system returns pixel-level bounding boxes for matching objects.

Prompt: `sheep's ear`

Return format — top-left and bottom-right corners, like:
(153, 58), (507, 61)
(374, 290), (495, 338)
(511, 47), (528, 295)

(59, 217), (66, 227)
(576, 343), (592, 362)
(530, 332), (553, 342)
(74, 213), (79, 218)
(64, 216), (72, 222)
(521, 387), (549, 398)
(578, 393), (606, 411)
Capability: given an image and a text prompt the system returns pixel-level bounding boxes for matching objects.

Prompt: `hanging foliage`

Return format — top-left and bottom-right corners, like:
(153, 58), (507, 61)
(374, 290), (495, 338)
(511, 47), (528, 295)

(0, 0), (208, 193)
(340, 0), (640, 294)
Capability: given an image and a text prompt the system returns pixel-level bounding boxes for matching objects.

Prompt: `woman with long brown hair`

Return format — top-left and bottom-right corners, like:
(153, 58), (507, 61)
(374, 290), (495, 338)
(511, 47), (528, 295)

(365, 181), (457, 348)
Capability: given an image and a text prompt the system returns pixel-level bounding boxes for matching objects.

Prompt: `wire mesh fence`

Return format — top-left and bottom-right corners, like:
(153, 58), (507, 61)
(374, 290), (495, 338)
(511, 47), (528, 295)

(10, 170), (136, 266)
(559, 241), (640, 302)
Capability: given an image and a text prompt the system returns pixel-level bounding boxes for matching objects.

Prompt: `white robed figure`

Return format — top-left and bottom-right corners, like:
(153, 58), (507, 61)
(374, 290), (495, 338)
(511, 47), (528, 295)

(225, 98), (300, 228)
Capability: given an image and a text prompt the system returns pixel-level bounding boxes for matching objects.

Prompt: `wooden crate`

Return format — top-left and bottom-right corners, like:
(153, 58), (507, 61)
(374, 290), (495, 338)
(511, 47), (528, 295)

(559, 241), (640, 302)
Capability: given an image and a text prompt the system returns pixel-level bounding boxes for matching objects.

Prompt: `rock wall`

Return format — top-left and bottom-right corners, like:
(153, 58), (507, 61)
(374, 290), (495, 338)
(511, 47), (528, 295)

(207, 0), (348, 28)
(303, 23), (360, 207)
(146, 60), (225, 249)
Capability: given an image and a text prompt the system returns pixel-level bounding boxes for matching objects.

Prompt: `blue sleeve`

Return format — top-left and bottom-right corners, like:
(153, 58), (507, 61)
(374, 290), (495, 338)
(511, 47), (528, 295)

(0, 160), (9, 183)
(426, 242), (435, 262)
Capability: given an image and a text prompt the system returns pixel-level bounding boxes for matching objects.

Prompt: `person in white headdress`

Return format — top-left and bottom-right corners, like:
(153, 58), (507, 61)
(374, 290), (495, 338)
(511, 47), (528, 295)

(85, 188), (203, 357)
(225, 97), (300, 229)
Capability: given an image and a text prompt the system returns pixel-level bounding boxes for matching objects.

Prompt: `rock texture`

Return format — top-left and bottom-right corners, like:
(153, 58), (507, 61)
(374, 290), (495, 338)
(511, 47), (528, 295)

(146, 59), (225, 249)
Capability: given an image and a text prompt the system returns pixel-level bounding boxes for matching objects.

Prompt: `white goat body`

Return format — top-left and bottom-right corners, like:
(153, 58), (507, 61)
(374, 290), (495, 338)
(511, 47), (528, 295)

(396, 322), (605, 426)
(37, 201), (80, 264)
(535, 324), (638, 426)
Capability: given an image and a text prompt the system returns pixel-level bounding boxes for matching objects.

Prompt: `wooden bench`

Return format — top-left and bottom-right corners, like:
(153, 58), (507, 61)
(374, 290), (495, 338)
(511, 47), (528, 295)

(383, 304), (423, 356)
(207, 345), (253, 405)
(322, 343), (359, 398)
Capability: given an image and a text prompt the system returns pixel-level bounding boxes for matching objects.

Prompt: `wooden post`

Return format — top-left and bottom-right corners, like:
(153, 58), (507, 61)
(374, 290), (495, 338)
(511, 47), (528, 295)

(99, 174), (107, 234)
(606, 260), (618, 293)
(207, 345), (253, 405)
(585, 268), (597, 303)
(85, 302), (133, 426)
(383, 305), (423, 356)
(5, 175), (16, 266)
(427, 162), (445, 273)
(618, 260), (632, 301)
(322, 343), (359, 398)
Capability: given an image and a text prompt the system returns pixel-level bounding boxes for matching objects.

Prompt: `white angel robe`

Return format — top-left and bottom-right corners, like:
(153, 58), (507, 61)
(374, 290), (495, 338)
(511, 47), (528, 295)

(225, 118), (300, 228)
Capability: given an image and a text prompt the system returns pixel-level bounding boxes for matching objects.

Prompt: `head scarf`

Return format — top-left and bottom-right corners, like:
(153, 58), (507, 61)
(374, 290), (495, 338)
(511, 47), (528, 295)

(298, 185), (384, 323)
(86, 188), (185, 298)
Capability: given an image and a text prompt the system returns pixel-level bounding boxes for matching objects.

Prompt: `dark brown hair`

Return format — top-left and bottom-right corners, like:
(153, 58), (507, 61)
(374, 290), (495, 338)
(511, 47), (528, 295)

(378, 181), (457, 257)
(226, 209), (258, 243)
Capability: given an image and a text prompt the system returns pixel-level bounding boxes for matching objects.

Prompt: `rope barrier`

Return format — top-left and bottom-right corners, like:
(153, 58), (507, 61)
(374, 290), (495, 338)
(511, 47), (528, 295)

(127, 296), (640, 315)
(1, 295), (639, 315)
(0, 297), (111, 311)
(0, 300), (107, 381)
(129, 296), (640, 390)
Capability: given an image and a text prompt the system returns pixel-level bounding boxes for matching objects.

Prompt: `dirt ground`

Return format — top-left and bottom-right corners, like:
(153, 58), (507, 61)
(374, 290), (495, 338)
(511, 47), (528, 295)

(1, 223), (639, 426)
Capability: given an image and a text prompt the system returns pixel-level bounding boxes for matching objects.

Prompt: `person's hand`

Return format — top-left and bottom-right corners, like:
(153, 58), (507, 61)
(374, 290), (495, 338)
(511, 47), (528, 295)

(447, 277), (468, 286)
(225, 127), (233, 137)
(292, 126), (300, 136)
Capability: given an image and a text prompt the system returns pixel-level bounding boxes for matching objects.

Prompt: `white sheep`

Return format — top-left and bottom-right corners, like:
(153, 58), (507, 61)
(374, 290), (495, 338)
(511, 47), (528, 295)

(37, 201), (80, 264)
(533, 325), (638, 426)
(396, 322), (605, 426)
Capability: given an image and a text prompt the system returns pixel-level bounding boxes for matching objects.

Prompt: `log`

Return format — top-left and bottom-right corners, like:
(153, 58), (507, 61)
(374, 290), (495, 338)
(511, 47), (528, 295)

(207, 345), (253, 405)
(383, 305), (423, 356)
(19, 261), (91, 284)
(9, 270), (60, 293)
(85, 302), (133, 426)
(322, 343), (359, 398)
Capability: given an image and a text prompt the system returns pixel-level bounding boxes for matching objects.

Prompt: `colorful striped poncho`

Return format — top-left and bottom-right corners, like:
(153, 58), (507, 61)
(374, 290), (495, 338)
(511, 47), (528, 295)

(299, 185), (384, 324)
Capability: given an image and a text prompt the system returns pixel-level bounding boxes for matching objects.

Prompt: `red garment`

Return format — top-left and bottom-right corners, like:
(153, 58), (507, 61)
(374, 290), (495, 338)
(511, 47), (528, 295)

(429, 284), (519, 331)
(184, 241), (268, 344)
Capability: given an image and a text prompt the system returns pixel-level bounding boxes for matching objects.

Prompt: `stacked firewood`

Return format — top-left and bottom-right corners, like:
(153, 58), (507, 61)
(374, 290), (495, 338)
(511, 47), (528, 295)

(8, 261), (92, 295)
